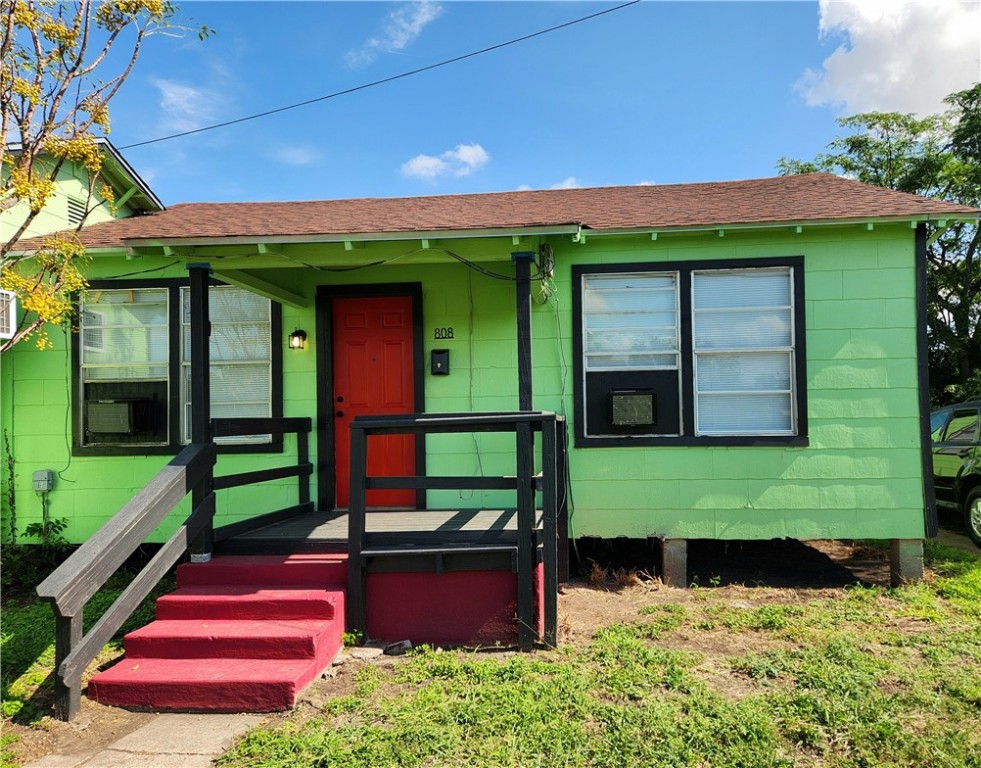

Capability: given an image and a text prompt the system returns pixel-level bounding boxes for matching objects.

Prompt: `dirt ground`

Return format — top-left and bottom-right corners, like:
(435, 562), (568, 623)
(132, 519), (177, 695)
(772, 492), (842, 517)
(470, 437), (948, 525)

(0, 538), (918, 767)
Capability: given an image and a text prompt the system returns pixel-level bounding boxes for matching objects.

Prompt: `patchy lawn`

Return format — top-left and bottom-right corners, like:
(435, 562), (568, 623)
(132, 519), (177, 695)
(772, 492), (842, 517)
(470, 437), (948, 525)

(3, 539), (979, 768)
(218, 540), (981, 768)
(1, 565), (174, 768)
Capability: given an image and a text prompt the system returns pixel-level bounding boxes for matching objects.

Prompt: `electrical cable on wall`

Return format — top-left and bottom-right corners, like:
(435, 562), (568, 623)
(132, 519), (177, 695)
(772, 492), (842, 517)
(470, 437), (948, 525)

(57, 326), (75, 481)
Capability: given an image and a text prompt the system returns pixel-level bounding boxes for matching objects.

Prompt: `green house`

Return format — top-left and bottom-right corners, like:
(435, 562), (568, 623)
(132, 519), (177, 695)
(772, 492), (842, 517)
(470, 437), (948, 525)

(4, 172), (978, 584)
(6, 167), (979, 718)
(1, 138), (162, 240)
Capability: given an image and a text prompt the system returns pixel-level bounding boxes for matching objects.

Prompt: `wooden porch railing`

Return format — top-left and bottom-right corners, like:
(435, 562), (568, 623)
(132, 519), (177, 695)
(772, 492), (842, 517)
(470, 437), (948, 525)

(35, 416), (312, 721)
(211, 417), (313, 542)
(347, 411), (564, 651)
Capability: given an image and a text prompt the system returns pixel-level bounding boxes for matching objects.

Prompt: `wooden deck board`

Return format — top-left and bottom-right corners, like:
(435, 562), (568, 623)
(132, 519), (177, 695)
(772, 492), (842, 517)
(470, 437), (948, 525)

(218, 509), (543, 555)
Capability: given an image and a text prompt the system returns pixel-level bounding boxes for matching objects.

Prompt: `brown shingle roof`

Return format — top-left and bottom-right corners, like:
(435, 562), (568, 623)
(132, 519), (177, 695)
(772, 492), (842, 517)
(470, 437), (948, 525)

(26, 173), (980, 250)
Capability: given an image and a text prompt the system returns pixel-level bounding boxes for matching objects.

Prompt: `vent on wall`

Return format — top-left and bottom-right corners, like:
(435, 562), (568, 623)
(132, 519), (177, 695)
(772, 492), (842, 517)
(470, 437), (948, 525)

(67, 197), (87, 227)
(0, 290), (15, 340)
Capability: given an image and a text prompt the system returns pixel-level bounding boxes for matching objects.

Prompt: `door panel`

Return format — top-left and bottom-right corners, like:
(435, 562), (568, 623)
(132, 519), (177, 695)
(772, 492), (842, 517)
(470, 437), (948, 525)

(934, 406), (980, 505)
(333, 295), (415, 508)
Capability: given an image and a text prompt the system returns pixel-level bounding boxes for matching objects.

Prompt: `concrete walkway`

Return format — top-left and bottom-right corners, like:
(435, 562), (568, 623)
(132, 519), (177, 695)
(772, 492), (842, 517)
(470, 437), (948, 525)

(23, 713), (263, 768)
(937, 527), (981, 556)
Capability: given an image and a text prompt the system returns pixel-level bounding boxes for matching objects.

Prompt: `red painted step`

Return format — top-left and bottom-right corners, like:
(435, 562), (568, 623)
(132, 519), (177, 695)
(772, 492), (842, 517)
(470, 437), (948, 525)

(88, 657), (332, 712)
(176, 554), (347, 588)
(155, 586), (339, 621)
(123, 618), (338, 659)
(88, 555), (347, 713)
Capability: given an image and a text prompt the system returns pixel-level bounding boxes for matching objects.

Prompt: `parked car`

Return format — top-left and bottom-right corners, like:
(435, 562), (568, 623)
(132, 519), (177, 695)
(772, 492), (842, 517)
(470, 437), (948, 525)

(931, 401), (981, 546)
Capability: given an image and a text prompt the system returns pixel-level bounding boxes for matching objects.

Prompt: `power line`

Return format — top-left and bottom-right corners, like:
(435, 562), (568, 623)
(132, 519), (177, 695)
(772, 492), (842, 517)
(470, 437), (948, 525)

(119, 1), (641, 150)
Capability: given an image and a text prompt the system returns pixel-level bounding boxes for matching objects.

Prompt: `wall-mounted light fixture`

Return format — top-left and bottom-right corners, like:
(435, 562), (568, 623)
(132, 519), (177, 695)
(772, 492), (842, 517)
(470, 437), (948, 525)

(288, 329), (307, 350)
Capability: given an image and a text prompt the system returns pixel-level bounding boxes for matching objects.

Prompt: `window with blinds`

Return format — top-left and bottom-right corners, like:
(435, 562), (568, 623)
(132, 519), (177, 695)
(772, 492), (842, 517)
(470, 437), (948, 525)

(692, 268), (795, 436)
(76, 283), (277, 451)
(0, 289), (16, 340)
(180, 286), (272, 444)
(574, 258), (805, 445)
(582, 272), (680, 372)
(79, 288), (170, 445)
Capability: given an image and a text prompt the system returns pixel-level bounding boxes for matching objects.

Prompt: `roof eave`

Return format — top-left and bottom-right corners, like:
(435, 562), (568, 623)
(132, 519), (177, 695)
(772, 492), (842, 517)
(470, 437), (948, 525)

(119, 223), (584, 249)
(574, 212), (979, 239)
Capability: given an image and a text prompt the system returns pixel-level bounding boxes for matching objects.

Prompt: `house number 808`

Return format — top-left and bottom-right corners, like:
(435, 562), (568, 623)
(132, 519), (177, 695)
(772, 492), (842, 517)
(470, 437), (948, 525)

(434, 327), (454, 339)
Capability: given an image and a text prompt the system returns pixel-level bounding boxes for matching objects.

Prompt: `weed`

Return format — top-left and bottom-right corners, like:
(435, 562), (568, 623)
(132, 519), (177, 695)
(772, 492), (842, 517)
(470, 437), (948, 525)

(731, 650), (794, 681)
(586, 559), (607, 587)
(611, 567), (640, 589)
(353, 665), (383, 698)
(342, 629), (364, 647)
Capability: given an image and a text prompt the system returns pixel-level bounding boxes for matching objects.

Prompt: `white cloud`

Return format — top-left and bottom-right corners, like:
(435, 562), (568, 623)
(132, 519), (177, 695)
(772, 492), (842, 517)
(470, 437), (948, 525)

(798, 0), (980, 116)
(346, 1), (444, 68)
(274, 146), (322, 166)
(401, 143), (490, 180)
(516, 184), (533, 191)
(401, 153), (448, 179)
(550, 177), (581, 190)
(635, 179), (656, 186)
(150, 77), (223, 133)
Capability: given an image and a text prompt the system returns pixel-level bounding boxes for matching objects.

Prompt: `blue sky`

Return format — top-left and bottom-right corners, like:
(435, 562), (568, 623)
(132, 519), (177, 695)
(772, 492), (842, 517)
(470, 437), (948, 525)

(105, 1), (980, 206)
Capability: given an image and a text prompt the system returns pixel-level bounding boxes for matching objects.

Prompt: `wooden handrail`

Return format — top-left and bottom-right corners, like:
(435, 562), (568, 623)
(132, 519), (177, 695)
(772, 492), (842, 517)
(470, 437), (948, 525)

(210, 416), (313, 540)
(212, 416), (312, 438)
(38, 415), (314, 721)
(37, 444), (215, 615)
(36, 442), (216, 721)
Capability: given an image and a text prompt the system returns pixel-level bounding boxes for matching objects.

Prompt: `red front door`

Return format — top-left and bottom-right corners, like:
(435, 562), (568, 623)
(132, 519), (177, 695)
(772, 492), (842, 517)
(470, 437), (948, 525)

(332, 295), (416, 509)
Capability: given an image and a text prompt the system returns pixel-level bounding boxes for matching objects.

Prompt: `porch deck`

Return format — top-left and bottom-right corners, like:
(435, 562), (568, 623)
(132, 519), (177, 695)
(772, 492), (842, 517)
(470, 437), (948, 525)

(217, 509), (543, 555)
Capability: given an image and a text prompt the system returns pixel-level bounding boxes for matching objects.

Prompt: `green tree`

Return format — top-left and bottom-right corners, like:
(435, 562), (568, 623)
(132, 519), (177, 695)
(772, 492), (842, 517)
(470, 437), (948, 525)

(779, 85), (981, 405)
(0, 0), (209, 351)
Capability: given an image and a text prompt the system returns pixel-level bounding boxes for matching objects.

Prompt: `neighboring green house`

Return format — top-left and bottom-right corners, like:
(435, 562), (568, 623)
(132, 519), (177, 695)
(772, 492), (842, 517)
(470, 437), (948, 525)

(1, 138), (162, 241)
(3, 169), (977, 586)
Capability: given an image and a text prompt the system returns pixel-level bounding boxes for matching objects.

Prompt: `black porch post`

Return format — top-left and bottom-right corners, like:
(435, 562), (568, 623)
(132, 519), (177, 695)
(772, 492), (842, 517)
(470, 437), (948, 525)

(513, 252), (534, 411)
(512, 252), (536, 648)
(188, 263), (214, 562)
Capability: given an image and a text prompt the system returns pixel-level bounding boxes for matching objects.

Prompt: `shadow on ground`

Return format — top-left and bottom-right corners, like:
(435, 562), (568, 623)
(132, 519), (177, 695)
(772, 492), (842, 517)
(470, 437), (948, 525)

(572, 537), (889, 589)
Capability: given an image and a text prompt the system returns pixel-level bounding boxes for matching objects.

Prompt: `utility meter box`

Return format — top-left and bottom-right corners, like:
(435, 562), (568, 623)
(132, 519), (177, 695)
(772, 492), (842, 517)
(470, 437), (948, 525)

(32, 469), (54, 492)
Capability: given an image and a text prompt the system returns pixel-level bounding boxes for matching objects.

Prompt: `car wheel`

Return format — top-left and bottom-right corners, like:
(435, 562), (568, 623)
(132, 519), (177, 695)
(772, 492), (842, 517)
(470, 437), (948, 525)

(965, 488), (981, 548)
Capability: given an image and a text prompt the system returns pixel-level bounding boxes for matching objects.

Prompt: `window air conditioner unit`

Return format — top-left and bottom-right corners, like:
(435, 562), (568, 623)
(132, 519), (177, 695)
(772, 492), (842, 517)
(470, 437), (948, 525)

(85, 398), (152, 435)
(611, 389), (657, 427)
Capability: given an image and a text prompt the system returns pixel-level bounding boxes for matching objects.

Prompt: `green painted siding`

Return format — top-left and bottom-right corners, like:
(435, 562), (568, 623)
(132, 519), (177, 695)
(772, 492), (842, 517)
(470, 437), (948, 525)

(0, 223), (927, 544)
(1, 160), (138, 240)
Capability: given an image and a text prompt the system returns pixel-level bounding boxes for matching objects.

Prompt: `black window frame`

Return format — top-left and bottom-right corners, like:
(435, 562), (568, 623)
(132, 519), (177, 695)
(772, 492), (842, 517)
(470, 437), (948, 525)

(72, 277), (284, 456)
(572, 256), (808, 448)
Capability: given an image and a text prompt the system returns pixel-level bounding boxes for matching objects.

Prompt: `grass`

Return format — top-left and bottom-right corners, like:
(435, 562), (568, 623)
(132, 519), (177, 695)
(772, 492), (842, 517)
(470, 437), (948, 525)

(218, 542), (981, 768)
(0, 562), (175, 727)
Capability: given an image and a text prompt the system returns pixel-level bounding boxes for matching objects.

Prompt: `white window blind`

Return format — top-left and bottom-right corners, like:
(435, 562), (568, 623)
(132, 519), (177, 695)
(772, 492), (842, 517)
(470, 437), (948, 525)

(80, 289), (169, 381)
(582, 272), (680, 371)
(0, 289), (16, 340)
(692, 268), (795, 436)
(180, 286), (272, 443)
